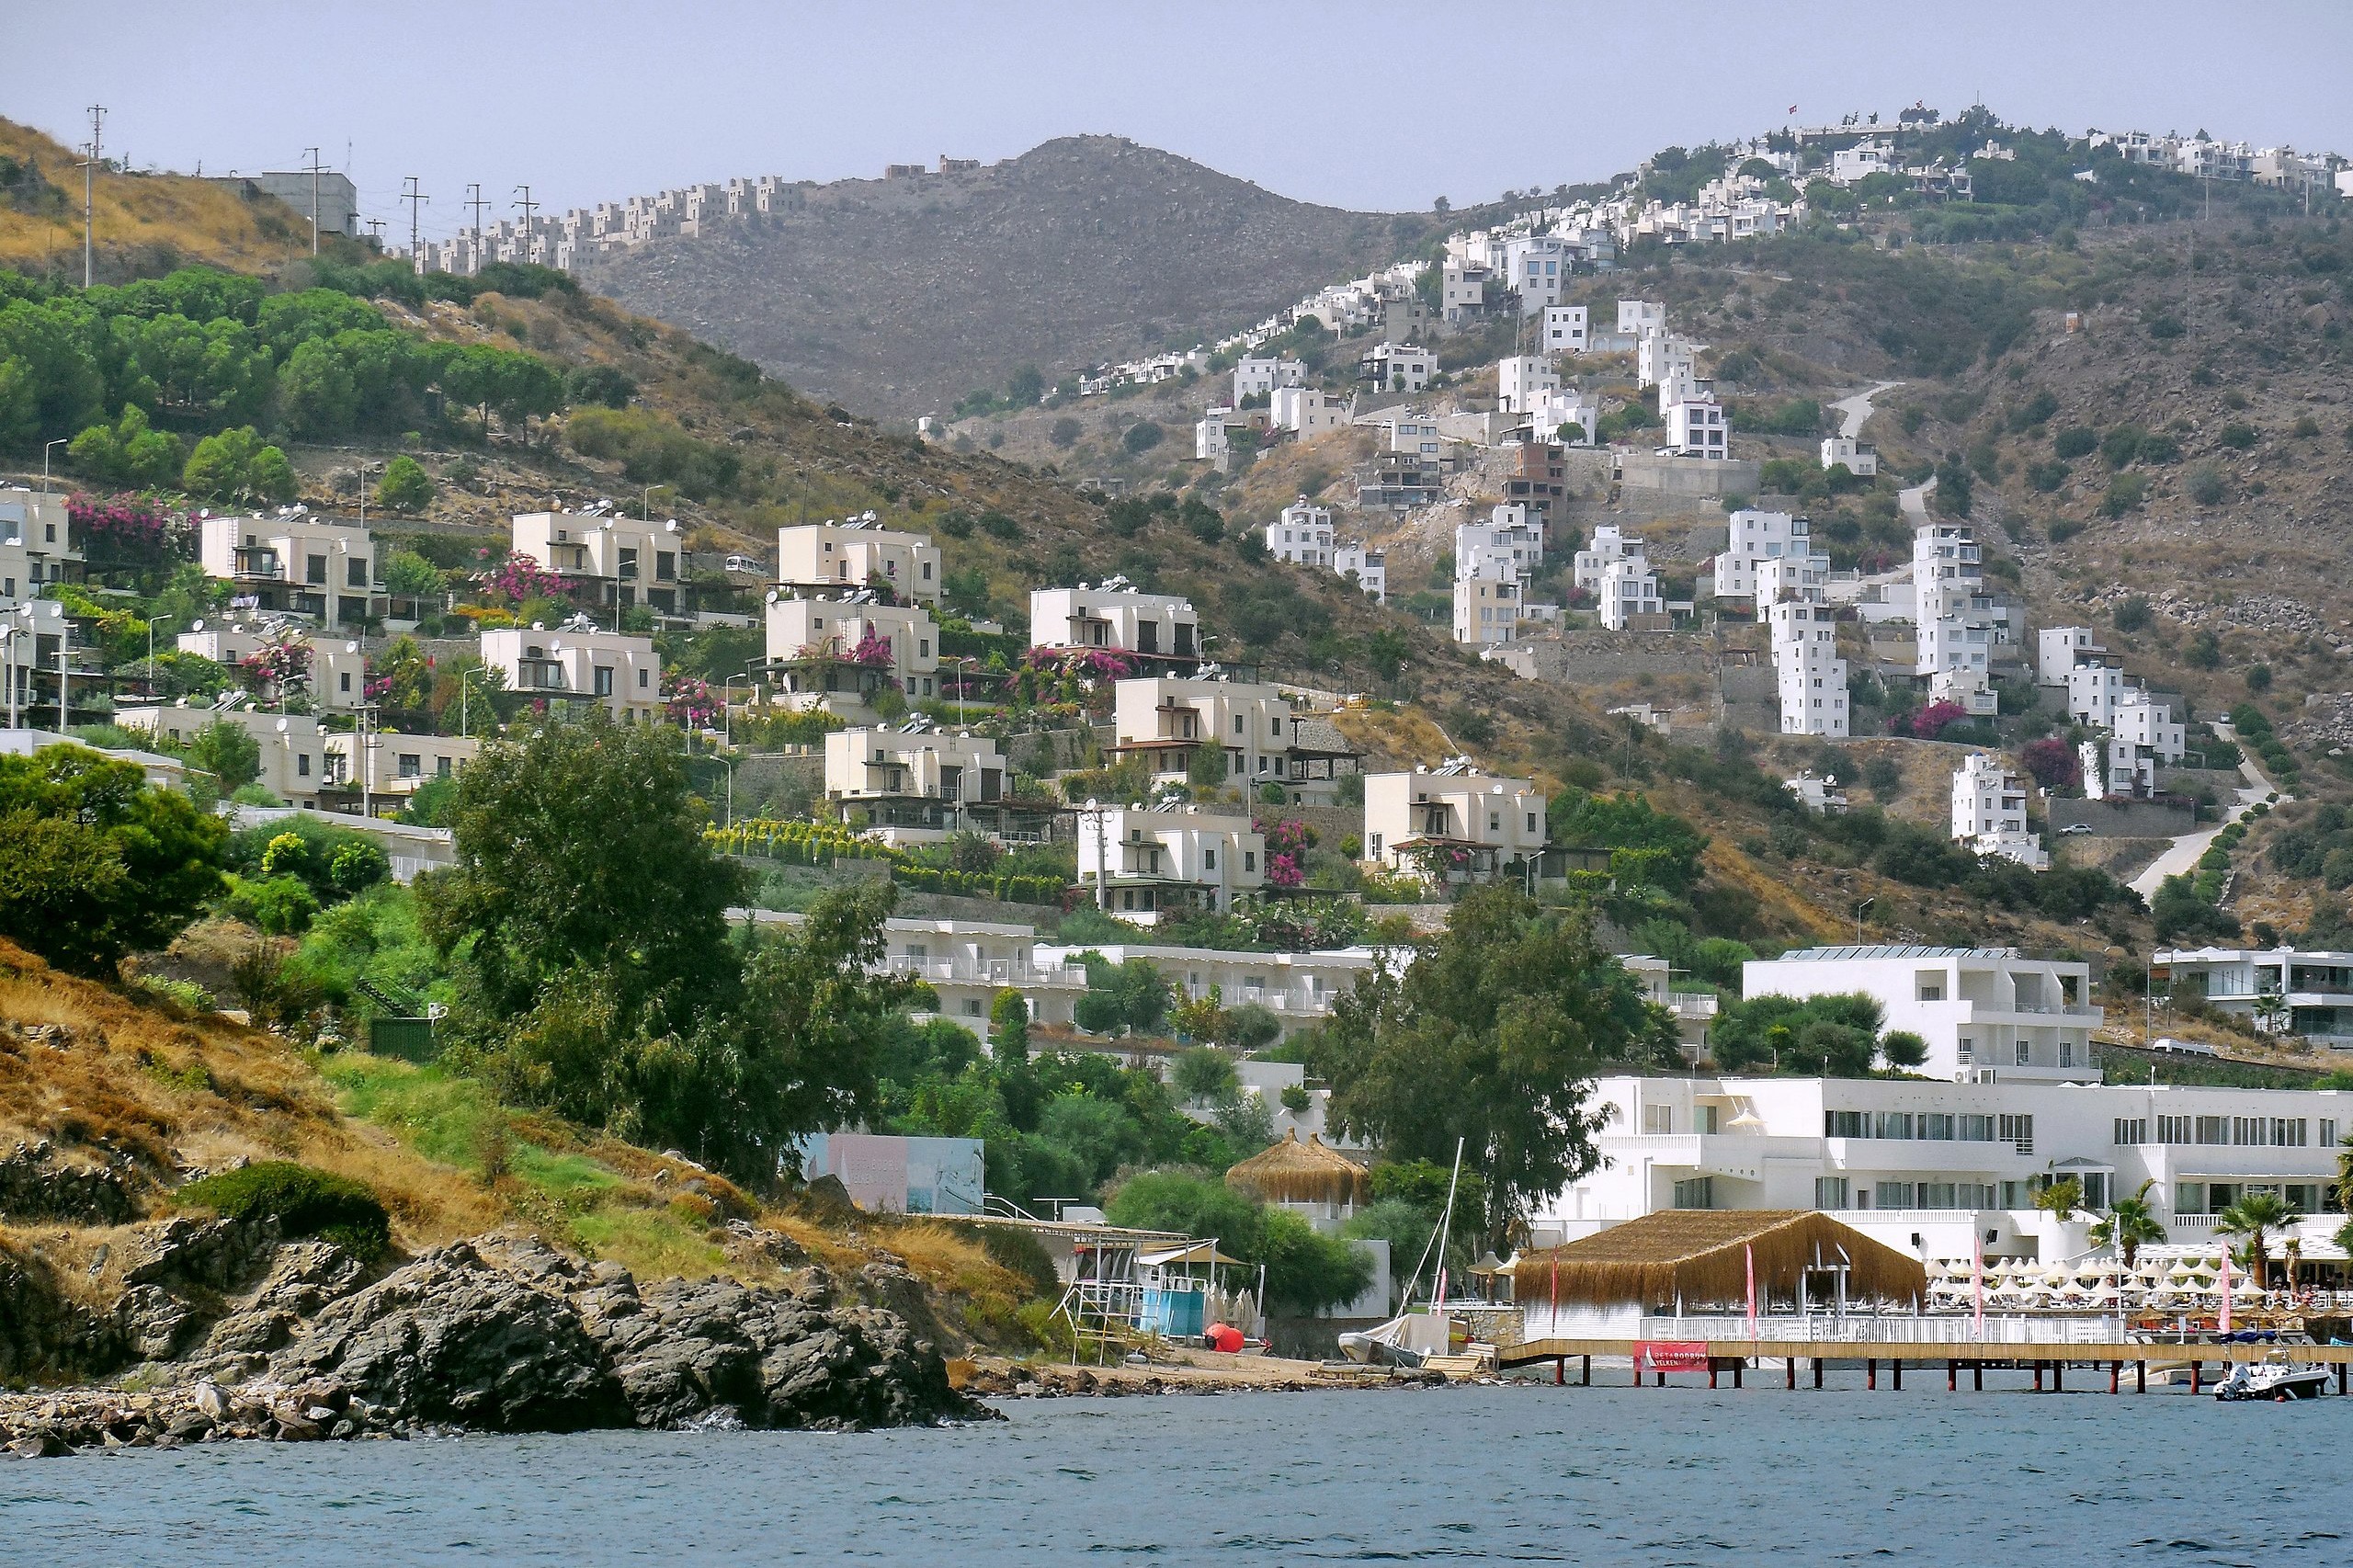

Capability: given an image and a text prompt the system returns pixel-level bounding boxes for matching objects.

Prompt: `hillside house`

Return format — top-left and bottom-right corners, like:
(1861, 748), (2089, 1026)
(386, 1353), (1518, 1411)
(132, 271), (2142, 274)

(1616, 300), (1665, 336)
(323, 730), (480, 806)
(480, 626), (663, 722)
(1541, 304), (1588, 355)
(1381, 414), (1441, 458)
(1819, 435), (1878, 477)
(824, 722), (1061, 846)
(1076, 802), (1264, 921)
(764, 592), (938, 720)
(1505, 235), (1573, 311)
(1363, 764), (1547, 884)
(1665, 395), (1728, 459)
(1497, 355), (1560, 415)
(1195, 409), (1231, 466)
(117, 704), (332, 808)
(1362, 341), (1435, 392)
(1453, 575), (1523, 646)
(1335, 542), (1386, 603)
(511, 510), (684, 618)
(0, 489), (77, 608)
(1598, 555), (1665, 630)
(775, 517), (940, 606)
(1271, 385), (1347, 436)
(1440, 263), (1488, 324)
(1456, 506), (1544, 582)
(1029, 580), (1201, 673)
(199, 513), (381, 631)
(2038, 627), (2104, 687)
(1712, 507), (1809, 600)
(1951, 752), (2048, 871)
(1769, 595), (1848, 739)
(1503, 441), (1568, 521)
(1233, 357), (1306, 403)
(1745, 945), (2097, 1084)
(1269, 500), (1336, 567)
(1573, 524), (1643, 597)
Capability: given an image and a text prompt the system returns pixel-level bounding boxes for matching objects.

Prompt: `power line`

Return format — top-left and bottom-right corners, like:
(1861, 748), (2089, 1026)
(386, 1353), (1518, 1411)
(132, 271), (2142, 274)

(401, 176), (430, 274)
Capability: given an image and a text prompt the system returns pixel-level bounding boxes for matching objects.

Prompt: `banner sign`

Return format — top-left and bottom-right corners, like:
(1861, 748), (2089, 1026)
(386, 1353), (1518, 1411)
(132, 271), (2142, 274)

(1633, 1340), (1711, 1373)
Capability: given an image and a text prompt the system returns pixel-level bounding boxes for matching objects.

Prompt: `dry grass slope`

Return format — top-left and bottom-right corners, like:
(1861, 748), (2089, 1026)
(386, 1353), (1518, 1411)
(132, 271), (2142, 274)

(0, 117), (319, 276)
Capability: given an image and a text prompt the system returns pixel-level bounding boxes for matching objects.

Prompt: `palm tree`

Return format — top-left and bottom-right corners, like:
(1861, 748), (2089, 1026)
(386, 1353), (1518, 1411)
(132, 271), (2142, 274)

(2032, 1176), (2084, 1223)
(2216, 1192), (2294, 1287)
(2088, 1179), (2166, 1270)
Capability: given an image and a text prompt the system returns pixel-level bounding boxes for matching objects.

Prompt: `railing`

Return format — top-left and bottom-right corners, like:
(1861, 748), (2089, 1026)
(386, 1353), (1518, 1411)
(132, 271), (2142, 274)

(1619, 1313), (2130, 1346)
(881, 955), (1087, 988)
(1669, 992), (1720, 1019)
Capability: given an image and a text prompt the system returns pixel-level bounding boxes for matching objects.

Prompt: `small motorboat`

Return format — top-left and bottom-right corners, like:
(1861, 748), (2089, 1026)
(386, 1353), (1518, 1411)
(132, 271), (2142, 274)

(2213, 1353), (2332, 1402)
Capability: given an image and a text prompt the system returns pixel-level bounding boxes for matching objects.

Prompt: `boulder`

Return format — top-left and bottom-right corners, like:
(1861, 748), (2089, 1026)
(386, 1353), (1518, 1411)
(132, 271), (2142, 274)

(0, 1142), (136, 1225)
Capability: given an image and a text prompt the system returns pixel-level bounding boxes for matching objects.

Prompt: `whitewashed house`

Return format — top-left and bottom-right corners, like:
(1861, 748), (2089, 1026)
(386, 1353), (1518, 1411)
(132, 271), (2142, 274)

(1820, 434), (1878, 477)
(1597, 555), (1665, 630)
(1075, 802), (1263, 921)
(1951, 752), (2049, 871)
(1713, 507), (1809, 600)
(1362, 341), (1435, 392)
(1363, 763), (1546, 881)
(1497, 355), (1561, 415)
(199, 512), (381, 631)
(480, 625), (663, 722)
(1271, 384), (1348, 437)
(512, 509), (686, 618)
(1233, 356), (1305, 403)
(1269, 500), (1336, 567)
(763, 594), (938, 718)
(1452, 575), (1523, 646)
(1029, 580), (1202, 672)
(1335, 542), (1387, 603)
(1665, 395), (1729, 459)
(776, 517), (940, 606)
(1541, 303), (1588, 355)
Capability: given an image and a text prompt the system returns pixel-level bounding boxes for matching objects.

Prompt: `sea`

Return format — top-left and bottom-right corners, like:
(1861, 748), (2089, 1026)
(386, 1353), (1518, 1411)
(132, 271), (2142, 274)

(3, 1379), (2345, 1565)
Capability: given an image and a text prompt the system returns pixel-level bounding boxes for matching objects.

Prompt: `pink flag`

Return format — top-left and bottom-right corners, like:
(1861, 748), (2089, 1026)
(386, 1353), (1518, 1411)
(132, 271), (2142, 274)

(1745, 1243), (1759, 1342)
(2219, 1254), (2233, 1334)
(1972, 1233), (1985, 1339)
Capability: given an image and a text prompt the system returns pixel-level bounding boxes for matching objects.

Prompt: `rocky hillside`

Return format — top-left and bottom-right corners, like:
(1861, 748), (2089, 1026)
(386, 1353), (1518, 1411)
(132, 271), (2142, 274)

(576, 135), (1414, 417)
(0, 939), (1019, 1445)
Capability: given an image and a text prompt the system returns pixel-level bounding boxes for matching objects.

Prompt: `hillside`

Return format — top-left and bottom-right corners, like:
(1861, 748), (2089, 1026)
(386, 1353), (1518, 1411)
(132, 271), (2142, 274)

(576, 135), (1415, 418)
(0, 117), (331, 278)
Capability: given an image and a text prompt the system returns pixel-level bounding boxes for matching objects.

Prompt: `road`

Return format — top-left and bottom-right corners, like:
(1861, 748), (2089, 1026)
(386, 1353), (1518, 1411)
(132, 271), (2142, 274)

(1829, 380), (1903, 440)
(2127, 726), (2279, 901)
(1899, 472), (1937, 525)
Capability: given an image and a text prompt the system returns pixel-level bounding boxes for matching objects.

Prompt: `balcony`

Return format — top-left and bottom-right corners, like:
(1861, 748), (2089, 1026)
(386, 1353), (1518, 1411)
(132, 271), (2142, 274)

(881, 955), (1086, 990)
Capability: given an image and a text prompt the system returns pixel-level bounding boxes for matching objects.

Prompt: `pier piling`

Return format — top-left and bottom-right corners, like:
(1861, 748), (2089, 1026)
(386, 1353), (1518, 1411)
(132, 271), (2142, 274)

(1786, 1358), (1796, 1390)
(1581, 1356), (1591, 1386)
(1972, 1363), (1983, 1392)
(2033, 1366), (2043, 1392)
(1554, 1357), (1564, 1386)
(1866, 1358), (1876, 1390)
(1812, 1358), (1823, 1390)
(1891, 1358), (1901, 1391)
(1947, 1360), (1957, 1392)
(2189, 1362), (2200, 1394)
(2136, 1361), (2145, 1394)
(2109, 1361), (2120, 1395)
(2052, 1363), (2063, 1392)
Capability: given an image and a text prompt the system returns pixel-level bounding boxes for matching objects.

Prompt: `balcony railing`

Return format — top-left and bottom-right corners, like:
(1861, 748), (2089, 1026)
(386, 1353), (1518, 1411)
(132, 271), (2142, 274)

(881, 955), (1087, 989)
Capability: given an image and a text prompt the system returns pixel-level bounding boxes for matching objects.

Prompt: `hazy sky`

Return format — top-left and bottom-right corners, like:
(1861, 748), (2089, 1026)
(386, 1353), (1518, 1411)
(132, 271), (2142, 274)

(10, 2), (2352, 247)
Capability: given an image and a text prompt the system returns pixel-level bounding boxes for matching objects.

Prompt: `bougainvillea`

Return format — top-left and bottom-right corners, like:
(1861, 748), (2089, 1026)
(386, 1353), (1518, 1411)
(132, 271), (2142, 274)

(849, 627), (896, 668)
(238, 628), (313, 697)
(664, 672), (720, 727)
(1890, 699), (1972, 739)
(1261, 817), (1313, 890)
(483, 551), (572, 604)
(65, 493), (195, 568)
(2018, 736), (2082, 792)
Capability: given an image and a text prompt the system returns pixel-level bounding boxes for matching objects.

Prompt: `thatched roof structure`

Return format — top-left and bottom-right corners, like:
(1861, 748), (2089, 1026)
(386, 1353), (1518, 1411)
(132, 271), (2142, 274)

(1224, 1130), (1369, 1206)
(1509, 1210), (1927, 1307)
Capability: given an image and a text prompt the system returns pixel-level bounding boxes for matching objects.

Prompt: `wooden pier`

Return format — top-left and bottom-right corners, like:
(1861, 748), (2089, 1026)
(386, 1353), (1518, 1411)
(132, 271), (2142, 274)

(1499, 1336), (2353, 1394)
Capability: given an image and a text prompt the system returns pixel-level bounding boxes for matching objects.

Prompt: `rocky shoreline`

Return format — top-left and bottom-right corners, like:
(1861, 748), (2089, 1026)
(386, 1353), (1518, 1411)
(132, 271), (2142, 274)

(1, 1221), (988, 1459)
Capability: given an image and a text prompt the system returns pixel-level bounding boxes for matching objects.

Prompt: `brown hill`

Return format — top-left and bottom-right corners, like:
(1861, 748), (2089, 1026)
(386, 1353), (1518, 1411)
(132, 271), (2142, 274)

(575, 135), (1415, 417)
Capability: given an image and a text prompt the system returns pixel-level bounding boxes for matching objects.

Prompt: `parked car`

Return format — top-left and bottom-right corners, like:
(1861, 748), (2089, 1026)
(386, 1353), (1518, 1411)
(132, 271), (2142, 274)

(2056, 823), (2094, 835)
(723, 554), (763, 574)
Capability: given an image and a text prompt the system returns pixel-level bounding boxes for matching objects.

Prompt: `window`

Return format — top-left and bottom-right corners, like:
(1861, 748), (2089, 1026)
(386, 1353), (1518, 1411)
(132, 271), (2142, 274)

(2194, 1116), (2229, 1145)
(1916, 977), (1944, 1002)
(1203, 849), (1216, 870)
(339, 672), (352, 693)
(2015, 1040), (2030, 1066)
(1998, 1114), (2034, 1154)
(1243, 851), (1256, 873)
(1873, 1111), (1913, 1141)
(1959, 1114), (1995, 1142)
(1922, 1113), (1954, 1141)
(1643, 1104), (1675, 1135)
(2158, 1115), (2192, 1144)
(306, 553), (327, 585)
(347, 556), (369, 587)
(2059, 1040), (2074, 1069)
(637, 668), (649, 688)
(1875, 1181), (1915, 1210)
(398, 754), (422, 779)
(1813, 1176), (1849, 1209)
(436, 757), (453, 778)
(2324, 1119), (2339, 1148)
(2113, 1119), (2148, 1146)
(1824, 1109), (1865, 1139)
(594, 666), (615, 697)
(1671, 1176), (1714, 1210)
(1956, 1037), (1973, 1064)
(296, 754), (311, 778)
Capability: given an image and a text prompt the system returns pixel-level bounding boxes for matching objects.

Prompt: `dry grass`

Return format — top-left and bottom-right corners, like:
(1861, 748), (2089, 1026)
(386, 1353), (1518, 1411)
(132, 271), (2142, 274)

(0, 116), (318, 274)
(1331, 705), (1454, 769)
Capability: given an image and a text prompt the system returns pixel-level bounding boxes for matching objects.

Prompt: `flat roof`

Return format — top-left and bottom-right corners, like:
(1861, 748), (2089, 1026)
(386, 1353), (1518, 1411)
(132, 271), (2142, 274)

(1765, 944), (2022, 962)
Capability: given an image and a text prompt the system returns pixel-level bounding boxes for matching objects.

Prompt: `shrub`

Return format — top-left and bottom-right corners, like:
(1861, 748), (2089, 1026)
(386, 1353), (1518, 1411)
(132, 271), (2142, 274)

(2112, 597), (2153, 634)
(2099, 472), (2146, 517)
(176, 1161), (391, 1258)
(2052, 427), (2098, 460)
(1120, 421), (1164, 455)
(375, 455), (435, 513)
(2217, 423), (2257, 450)
(2188, 465), (2228, 505)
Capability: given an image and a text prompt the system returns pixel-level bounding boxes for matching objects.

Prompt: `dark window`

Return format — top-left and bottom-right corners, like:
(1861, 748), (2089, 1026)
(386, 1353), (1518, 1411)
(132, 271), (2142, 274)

(655, 551), (676, 582)
(347, 556), (369, 587)
(594, 666), (615, 697)
(306, 554), (327, 585)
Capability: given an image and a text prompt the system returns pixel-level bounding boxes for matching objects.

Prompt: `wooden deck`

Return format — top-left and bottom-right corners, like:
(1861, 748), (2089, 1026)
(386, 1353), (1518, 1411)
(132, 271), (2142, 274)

(1500, 1336), (2353, 1393)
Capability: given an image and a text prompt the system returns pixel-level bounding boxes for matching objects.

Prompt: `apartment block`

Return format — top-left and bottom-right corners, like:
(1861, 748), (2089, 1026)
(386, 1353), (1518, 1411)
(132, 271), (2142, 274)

(1362, 764), (1546, 881)
(764, 594), (938, 719)
(1950, 751), (2049, 870)
(1745, 945), (2098, 1084)
(1029, 580), (1201, 671)
(480, 626), (663, 722)
(775, 517), (940, 606)
(199, 513), (381, 631)
(511, 510), (684, 617)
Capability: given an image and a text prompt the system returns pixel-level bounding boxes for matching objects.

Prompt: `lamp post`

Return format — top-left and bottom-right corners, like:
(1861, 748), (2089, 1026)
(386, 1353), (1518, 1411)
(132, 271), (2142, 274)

(455, 665), (482, 738)
(597, 519), (619, 632)
(1853, 897), (1874, 944)
(356, 460), (381, 531)
(40, 437), (66, 500)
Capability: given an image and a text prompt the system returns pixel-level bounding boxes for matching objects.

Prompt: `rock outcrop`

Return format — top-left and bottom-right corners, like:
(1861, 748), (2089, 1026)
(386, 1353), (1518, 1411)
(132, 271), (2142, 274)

(0, 1226), (988, 1456)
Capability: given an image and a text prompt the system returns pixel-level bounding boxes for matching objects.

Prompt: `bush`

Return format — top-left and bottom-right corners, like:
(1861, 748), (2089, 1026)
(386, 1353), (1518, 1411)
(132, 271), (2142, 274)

(2188, 464), (2228, 505)
(2052, 427), (2098, 460)
(2217, 423), (2257, 450)
(231, 873), (320, 935)
(176, 1161), (390, 1259)
(375, 455), (435, 513)
(1121, 421), (1165, 455)
(2099, 472), (2146, 517)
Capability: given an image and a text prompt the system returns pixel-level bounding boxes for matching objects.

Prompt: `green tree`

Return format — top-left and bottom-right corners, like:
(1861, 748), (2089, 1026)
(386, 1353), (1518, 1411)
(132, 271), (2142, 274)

(67, 404), (185, 487)
(2032, 1176), (2084, 1223)
(418, 714), (747, 1031)
(2216, 1190), (2293, 1284)
(1174, 1044), (1239, 1102)
(988, 987), (1031, 1066)
(1121, 421), (1164, 455)
(1104, 1169), (1371, 1314)
(183, 426), (297, 503)
(277, 337), (359, 436)
(0, 745), (227, 975)
(1312, 887), (1660, 1230)
(381, 550), (445, 599)
(1880, 1028), (1929, 1070)
(2088, 1179), (2167, 1270)
(376, 455), (435, 513)
(181, 718), (261, 793)
(1006, 365), (1045, 406)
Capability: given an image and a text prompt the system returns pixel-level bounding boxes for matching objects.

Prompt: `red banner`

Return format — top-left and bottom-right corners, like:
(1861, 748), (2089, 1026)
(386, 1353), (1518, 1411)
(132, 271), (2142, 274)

(1634, 1340), (1711, 1373)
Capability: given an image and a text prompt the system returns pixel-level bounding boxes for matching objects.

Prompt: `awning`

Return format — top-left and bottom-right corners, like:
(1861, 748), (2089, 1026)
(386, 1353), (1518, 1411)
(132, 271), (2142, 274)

(1139, 1242), (1245, 1268)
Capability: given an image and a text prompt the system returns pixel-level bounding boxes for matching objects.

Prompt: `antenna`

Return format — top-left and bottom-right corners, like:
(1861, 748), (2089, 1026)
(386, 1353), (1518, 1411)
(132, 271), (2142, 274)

(301, 146), (324, 255)
(81, 104), (106, 288)
(401, 176), (430, 275)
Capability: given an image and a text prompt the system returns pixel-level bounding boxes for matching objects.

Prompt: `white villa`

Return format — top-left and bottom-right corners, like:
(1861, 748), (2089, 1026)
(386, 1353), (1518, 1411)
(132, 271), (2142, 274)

(1362, 764), (1547, 883)
(1269, 500), (1335, 567)
(1713, 508), (1809, 600)
(1029, 579), (1202, 673)
(1951, 752), (2049, 871)
(1745, 945), (2100, 1085)
(775, 517), (940, 605)
(479, 625), (663, 722)
(2154, 947), (2353, 1046)
(1075, 802), (1263, 921)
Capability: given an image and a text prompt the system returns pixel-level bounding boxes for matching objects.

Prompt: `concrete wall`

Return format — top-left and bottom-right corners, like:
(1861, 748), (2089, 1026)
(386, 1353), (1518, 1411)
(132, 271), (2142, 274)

(1617, 452), (1762, 498)
(1499, 631), (1719, 684)
(2048, 796), (2198, 837)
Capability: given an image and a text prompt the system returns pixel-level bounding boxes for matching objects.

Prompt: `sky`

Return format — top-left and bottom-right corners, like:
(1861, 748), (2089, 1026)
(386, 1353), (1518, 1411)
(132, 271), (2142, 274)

(9, 1), (2353, 249)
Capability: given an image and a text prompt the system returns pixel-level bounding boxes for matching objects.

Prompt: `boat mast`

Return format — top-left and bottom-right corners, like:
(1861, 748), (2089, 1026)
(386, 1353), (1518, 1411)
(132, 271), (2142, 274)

(1431, 1136), (1466, 1312)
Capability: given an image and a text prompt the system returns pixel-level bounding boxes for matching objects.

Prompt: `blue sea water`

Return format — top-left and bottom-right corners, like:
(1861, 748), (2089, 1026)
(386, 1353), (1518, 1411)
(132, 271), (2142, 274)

(4, 1379), (2346, 1565)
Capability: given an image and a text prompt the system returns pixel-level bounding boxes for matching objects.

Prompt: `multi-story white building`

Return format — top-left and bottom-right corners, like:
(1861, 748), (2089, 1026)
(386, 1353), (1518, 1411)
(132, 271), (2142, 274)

(824, 722), (1059, 845)
(1362, 341), (1435, 392)
(1768, 597), (1848, 738)
(775, 517), (940, 606)
(1533, 1071), (2350, 1263)
(1617, 300), (1665, 337)
(1829, 137), (1896, 184)
(1637, 331), (1695, 392)
(1525, 386), (1600, 446)
(1914, 522), (2004, 678)
(2038, 627), (2104, 687)
(1452, 574), (1523, 646)
(2155, 947), (2353, 1044)
(1597, 555), (1664, 630)
(480, 626), (664, 722)
(1195, 409), (1231, 465)
(323, 730), (480, 806)
(871, 917), (1091, 1032)
(1075, 802), (1263, 921)
(1271, 384), (1347, 437)
(1268, 499), (1336, 567)
(1440, 263), (1488, 324)
(1233, 356), (1305, 403)
(199, 513), (381, 631)
(764, 593), (938, 718)
(1363, 764), (1546, 882)
(1712, 507), (1809, 600)
(1504, 235), (1572, 311)
(1573, 523), (1642, 597)
(0, 489), (76, 608)
(1456, 506), (1545, 583)
(1381, 414), (1441, 458)
(116, 703), (333, 807)
(1034, 939), (1379, 1040)
(2066, 654), (2129, 730)
(1029, 580), (1202, 672)
(1496, 355), (1560, 415)
(1541, 304), (1588, 355)
(1665, 395), (1728, 459)
(1110, 676), (1290, 788)
(1335, 542), (1386, 603)
(1951, 751), (2049, 871)
(1745, 945), (2098, 1085)
(1819, 434), (1878, 477)
(511, 510), (685, 618)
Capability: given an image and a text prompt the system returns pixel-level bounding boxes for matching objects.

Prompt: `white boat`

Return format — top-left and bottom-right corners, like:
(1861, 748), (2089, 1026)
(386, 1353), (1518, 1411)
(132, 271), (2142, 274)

(2213, 1353), (2332, 1402)
(1338, 1312), (1449, 1369)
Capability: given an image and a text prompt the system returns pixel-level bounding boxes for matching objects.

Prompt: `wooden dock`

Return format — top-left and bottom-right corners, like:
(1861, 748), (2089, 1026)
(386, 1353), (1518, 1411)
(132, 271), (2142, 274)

(1500, 1336), (2353, 1394)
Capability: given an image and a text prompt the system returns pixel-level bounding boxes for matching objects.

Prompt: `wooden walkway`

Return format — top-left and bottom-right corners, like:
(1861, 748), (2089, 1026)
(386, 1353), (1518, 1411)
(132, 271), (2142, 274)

(1500, 1336), (2353, 1394)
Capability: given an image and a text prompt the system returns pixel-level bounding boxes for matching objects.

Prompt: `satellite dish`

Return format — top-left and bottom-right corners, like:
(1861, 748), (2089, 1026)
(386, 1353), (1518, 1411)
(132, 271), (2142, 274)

(276, 718), (290, 733)
(345, 642), (358, 653)
(531, 621), (546, 631)
(765, 588), (780, 604)
(191, 619), (205, 632)
(665, 518), (678, 531)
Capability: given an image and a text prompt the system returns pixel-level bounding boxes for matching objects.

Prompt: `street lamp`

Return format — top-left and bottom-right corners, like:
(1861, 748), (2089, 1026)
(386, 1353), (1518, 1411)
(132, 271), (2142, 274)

(1853, 897), (1874, 944)
(40, 437), (66, 499)
(597, 518), (620, 632)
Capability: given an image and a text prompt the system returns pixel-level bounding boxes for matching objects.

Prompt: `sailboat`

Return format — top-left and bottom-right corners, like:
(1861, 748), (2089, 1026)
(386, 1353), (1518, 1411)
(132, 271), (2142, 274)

(1340, 1137), (1463, 1368)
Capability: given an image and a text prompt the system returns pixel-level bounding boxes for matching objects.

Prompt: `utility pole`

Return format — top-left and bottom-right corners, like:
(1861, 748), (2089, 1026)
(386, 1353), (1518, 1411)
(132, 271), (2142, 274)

(401, 177), (430, 274)
(512, 186), (538, 264)
(466, 182), (488, 270)
(81, 104), (106, 287)
(301, 146), (324, 254)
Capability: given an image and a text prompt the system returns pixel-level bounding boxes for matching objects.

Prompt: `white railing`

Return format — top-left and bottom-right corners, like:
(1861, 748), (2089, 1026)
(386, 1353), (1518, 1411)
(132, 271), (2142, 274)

(1669, 992), (1720, 1019)
(1617, 1313), (2128, 1346)
(881, 955), (1088, 988)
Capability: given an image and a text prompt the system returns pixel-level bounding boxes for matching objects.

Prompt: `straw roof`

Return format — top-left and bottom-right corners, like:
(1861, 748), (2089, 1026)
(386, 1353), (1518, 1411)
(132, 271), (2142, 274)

(1510, 1210), (1927, 1308)
(1223, 1129), (1370, 1206)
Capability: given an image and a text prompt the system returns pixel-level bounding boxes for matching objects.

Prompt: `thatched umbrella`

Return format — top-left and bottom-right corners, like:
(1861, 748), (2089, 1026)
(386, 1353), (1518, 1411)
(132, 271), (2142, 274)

(1224, 1129), (1370, 1208)
(1507, 1210), (1927, 1309)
